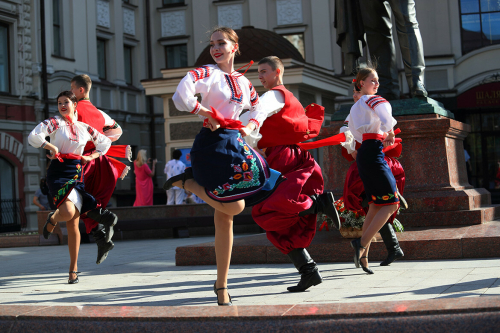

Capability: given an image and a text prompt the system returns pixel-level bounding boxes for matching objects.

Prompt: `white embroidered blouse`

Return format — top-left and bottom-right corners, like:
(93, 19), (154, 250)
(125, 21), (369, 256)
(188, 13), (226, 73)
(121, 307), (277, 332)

(28, 116), (111, 156)
(348, 95), (397, 143)
(172, 64), (267, 128)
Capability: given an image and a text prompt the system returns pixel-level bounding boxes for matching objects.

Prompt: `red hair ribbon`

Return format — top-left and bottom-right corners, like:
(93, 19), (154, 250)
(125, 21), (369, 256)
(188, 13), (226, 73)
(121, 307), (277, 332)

(352, 79), (357, 82)
(231, 60), (254, 78)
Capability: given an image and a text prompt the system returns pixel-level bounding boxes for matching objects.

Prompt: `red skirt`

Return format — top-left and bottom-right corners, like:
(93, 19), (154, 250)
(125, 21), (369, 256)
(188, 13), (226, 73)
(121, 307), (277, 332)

(81, 153), (121, 233)
(252, 145), (323, 254)
(343, 156), (405, 223)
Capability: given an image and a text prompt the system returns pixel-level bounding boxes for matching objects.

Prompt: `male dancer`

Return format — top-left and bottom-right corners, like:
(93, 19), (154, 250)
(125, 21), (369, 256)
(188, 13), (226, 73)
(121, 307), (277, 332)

(243, 56), (340, 292)
(70, 74), (126, 264)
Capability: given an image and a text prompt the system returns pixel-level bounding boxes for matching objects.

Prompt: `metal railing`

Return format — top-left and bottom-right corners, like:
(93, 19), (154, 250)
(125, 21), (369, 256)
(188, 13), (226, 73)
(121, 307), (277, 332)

(0, 199), (27, 232)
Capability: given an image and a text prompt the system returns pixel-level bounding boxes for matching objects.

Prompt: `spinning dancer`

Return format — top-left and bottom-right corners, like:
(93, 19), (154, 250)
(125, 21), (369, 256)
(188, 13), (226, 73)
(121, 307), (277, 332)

(70, 74), (131, 264)
(29, 91), (111, 283)
(242, 56), (341, 292)
(348, 66), (400, 274)
(164, 27), (282, 306)
(340, 87), (405, 267)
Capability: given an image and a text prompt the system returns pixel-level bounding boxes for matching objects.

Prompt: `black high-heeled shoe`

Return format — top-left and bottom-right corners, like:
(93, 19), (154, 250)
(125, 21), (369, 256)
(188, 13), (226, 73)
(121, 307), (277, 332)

(163, 167), (194, 190)
(43, 212), (57, 240)
(360, 256), (374, 274)
(68, 271), (80, 284)
(350, 238), (366, 268)
(214, 282), (232, 306)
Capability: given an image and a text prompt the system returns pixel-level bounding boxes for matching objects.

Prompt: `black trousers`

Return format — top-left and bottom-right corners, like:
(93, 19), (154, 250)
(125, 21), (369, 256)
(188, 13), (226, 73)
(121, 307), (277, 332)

(359, 0), (425, 99)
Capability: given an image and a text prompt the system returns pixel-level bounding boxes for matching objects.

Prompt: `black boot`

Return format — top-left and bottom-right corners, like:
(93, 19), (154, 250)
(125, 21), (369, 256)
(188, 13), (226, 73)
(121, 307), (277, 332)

(379, 223), (404, 266)
(298, 192), (341, 230)
(91, 225), (114, 265)
(287, 248), (322, 292)
(86, 208), (118, 243)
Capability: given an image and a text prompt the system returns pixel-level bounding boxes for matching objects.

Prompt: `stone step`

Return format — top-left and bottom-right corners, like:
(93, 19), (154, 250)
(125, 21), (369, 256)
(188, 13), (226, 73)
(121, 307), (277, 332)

(401, 188), (492, 213)
(1, 297), (499, 331)
(175, 220), (500, 266)
(399, 205), (500, 227)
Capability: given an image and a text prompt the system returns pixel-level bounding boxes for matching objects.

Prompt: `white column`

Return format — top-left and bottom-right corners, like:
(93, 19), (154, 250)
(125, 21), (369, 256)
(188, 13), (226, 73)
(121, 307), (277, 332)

(192, 1), (211, 63)
(310, 0), (333, 69)
(249, 0), (268, 29)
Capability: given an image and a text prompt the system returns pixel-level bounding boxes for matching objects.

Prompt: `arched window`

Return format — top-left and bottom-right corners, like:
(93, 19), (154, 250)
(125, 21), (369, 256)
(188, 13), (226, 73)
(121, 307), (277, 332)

(0, 156), (20, 232)
(460, 0), (500, 54)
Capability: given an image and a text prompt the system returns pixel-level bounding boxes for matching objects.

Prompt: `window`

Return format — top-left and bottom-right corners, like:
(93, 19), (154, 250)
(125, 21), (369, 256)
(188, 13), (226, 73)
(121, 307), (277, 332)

(165, 44), (187, 69)
(97, 38), (107, 79)
(124, 45), (133, 85)
(460, 0), (500, 54)
(0, 23), (9, 93)
(282, 33), (305, 59)
(163, 0), (184, 5)
(53, 0), (62, 56)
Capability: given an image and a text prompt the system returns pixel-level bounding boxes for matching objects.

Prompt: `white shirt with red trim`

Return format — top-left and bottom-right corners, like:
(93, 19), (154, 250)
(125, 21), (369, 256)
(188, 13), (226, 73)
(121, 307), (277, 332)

(240, 89), (285, 148)
(28, 116), (111, 156)
(348, 95), (397, 142)
(172, 64), (266, 127)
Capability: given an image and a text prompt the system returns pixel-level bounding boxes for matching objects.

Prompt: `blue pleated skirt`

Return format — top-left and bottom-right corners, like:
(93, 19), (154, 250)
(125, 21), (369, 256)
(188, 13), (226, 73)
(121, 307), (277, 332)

(191, 127), (279, 203)
(46, 159), (97, 213)
(356, 139), (400, 206)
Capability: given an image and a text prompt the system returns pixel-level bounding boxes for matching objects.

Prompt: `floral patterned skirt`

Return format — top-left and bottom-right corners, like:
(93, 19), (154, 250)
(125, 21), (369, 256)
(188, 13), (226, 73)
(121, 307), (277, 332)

(356, 139), (399, 206)
(46, 158), (97, 213)
(191, 127), (277, 203)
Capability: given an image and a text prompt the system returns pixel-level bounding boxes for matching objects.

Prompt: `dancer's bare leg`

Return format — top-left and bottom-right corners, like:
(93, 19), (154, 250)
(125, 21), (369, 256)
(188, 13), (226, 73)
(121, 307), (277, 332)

(46, 199), (81, 233)
(360, 203), (398, 258)
(214, 209), (233, 304)
(66, 215), (81, 281)
(173, 178), (245, 216)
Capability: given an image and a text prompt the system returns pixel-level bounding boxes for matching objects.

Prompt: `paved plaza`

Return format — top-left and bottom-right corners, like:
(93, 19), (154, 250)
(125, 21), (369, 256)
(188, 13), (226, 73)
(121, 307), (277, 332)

(1, 234), (499, 307)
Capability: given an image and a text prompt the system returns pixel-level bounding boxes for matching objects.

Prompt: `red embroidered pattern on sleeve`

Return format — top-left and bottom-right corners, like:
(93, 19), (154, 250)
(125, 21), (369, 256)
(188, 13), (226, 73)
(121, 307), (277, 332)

(42, 117), (60, 134)
(249, 119), (260, 128)
(189, 66), (212, 82)
(87, 126), (98, 141)
(103, 120), (120, 131)
(249, 82), (258, 107)
(365, 95), (387, 110)
(190, 102), (201, 114)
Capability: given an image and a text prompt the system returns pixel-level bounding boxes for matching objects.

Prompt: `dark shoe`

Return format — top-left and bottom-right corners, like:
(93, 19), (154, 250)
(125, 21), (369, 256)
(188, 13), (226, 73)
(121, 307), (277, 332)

(42, 212), (57, 240)
(360, 256), (374, 274)
(299, 192), (341, 230)
(91, 226), (114, 265)
(379, 222), (404, 266)
(350, 238), (366, 268)
(68, 271), (80, 284)
(163, 167), (194, 191)
(410, 80), (428, 98)
(86, 208), (118, 243)
(214, 282), (232, 306)
(380, 249), (404, 266)
(286, 248), (323, 292)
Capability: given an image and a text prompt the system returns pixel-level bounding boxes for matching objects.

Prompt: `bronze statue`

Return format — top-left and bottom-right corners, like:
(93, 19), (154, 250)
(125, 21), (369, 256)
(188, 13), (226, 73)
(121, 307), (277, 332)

(336, 0), (428, 100)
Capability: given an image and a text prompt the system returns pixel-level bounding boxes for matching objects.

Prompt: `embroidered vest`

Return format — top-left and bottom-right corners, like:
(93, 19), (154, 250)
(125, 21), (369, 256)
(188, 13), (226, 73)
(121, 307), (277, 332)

(258, 85), (324, 149)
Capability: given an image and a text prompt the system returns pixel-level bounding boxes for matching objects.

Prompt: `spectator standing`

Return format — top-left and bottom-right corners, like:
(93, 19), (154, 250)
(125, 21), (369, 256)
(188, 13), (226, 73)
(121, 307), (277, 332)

(133, 149), (156, 207)
(164, 149), (186, 205)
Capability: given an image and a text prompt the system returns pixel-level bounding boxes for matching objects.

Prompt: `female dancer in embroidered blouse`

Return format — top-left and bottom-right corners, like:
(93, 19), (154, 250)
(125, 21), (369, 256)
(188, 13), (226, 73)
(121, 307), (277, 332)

(348, 67), (400, 274)
(28, 91), (111, 284)
(167, 27), (270, 306)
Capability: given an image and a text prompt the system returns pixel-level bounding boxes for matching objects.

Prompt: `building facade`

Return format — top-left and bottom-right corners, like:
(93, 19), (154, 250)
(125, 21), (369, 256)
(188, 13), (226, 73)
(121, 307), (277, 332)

(1, 0), (499, 232)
